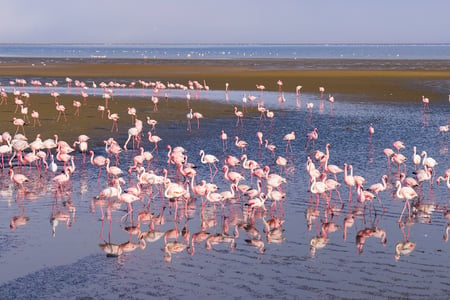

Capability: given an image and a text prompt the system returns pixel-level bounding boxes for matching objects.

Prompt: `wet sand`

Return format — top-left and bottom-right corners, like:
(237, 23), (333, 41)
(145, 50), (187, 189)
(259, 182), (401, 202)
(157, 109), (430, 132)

(1, 57), (449, 146)
(1, 57), (449, 100)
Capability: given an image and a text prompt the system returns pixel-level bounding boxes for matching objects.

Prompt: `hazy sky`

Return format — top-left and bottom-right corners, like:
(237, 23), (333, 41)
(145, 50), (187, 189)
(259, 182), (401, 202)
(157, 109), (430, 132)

(1, 1), (449, 44)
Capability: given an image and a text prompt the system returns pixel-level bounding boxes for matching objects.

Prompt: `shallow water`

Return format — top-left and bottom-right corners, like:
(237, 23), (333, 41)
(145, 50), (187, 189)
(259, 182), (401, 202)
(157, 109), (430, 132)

(0, 86), (449, 299)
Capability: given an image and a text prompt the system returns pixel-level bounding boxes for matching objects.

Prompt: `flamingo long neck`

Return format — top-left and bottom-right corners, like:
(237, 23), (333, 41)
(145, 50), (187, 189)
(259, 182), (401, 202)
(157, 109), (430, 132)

(422, 151), (427, 165)
(200, 150), (206, 164)
(395, 182), (402, 199)
(344, 164), (349, 180)
(223, 166), (229, 179)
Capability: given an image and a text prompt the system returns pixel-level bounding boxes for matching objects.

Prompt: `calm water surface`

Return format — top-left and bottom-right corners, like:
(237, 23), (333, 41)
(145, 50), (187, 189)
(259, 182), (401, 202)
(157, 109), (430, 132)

(0, 83), (448, 299)
(1, 43), (450, 60)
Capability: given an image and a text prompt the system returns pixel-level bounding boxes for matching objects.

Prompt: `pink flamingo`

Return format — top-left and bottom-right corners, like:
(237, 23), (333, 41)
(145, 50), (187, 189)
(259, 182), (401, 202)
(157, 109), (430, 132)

(256, 131), (263, 149)
(147, 131), (162, 153)
(107, 110), (119, 132)
(277, 80), (283, 96)
(9, 168), (29, 191)
(151, 96), (159, 111)
(31, 110), (41, 127)
(146, 116), (158, 132)
(283, 131), (295, 153)
(55, 101), (67, 122)
(234, 136), (248, 153)
(343, 163), (355, 201)
(12, 118), (25, 135)
(0, 90), (8, 105)
(266, 110), (274, 126)
(319, 86), (325, 99)
(193, 111), (203, 129)
(199, 149), (219, 182)
(97, 105), (105, 119)
(81, 90), (88, 104)
(186, 109), (193, 131)
(220, 130), (228, 152)
(392, 140), (405, 153)
(123, 127), (140, 151)
(127, 107), (136, 124)
(256, 84), (265, 98)
(73, 100), (81, 116)
(265, 140), (277, 158)
(395, 180), (418, 222)
(368, 123), (374, 141)
(422, 95), (430, 112)
(234, 106), (243, 127)
(305, 128), (318, 150)
(89, 150), (107, 179)
(102, 93), (111, 109)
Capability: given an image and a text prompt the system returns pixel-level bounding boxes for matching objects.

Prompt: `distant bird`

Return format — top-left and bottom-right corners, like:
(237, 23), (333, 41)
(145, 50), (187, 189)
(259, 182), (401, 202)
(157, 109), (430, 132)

(305, 128), (318, 150)
(368, 123), (375, 138)
(283, 131), (295, 153)
(31, 110), (41, 127)
(193, 111), (203, 129)
(422, 95), (430, 112)
(234, 106), (244, 127)
(186, 108), (193, 131)
(107, 110), (119, 132)
(220, 130), (228, 152)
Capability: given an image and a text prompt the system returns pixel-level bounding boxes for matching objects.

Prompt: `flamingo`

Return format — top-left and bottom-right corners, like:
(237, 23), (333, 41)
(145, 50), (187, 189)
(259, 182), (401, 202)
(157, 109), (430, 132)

(234, 136), (248, 153)
(256, 131), (263, 149)
(264, 139), (277, 158)
(55, 101), (67, 122)
(319, 86), (325, 99)
(186, 108), (193, 131)
(97, 105), (105, 119)
(283, 131), (295, 153)
(266, 110), (274, 126)
(20, 105), (30, 124)
(9, 168), (29, 191)
(343, 163), (355, 201)
(147, 131), (162, 153)
(107, 110), (119, 132)
(421, 150), (437, 176)
(367, 175), (388, 210)
(199, 149), (219, 182)
(422, 95), (430, 112)
(146, 116), (158, 132)
(127, 107), (136, 124)
(151, 96), (159, 111)
(123, 127), (140, 151)
(222, 165), (245, 184)
(412, 146), (421, 170)
(102, 93), (111, 109)
(193, 111), (203, 129)
(73, 100), (81, 116)
(31, 110), (41, 127)
(368, 123), (374, 140)
(256, 84), (265, 98)
(395, 180), (418, 222)
(392, 140), (405, 153)
(234, 106), (243, 127)
(305, 128), (318, 150)
(220, 130), (228, 152)
(12, 118), (25, 135)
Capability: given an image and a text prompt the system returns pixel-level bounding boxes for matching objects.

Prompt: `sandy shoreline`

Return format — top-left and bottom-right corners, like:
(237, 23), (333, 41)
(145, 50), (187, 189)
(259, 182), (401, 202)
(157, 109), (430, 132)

(0, 57), (449, 102)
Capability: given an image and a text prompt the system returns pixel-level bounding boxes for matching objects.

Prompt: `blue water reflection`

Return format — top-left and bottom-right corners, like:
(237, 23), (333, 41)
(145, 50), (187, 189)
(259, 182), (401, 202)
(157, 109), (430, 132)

(0, 83), (448, 299)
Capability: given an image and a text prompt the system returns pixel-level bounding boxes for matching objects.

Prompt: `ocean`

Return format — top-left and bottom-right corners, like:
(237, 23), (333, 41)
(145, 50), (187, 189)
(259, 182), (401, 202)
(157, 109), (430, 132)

(1, 43), (450, 60)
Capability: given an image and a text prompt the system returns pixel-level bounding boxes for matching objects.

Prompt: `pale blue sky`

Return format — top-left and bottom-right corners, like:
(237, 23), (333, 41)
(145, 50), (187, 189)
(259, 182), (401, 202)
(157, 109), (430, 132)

(1, 1), (449, 44)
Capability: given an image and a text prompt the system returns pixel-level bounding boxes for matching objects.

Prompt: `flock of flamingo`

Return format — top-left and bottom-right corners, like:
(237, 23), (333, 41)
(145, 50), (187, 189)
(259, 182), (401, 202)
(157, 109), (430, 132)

(0, 75), (449, 262)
